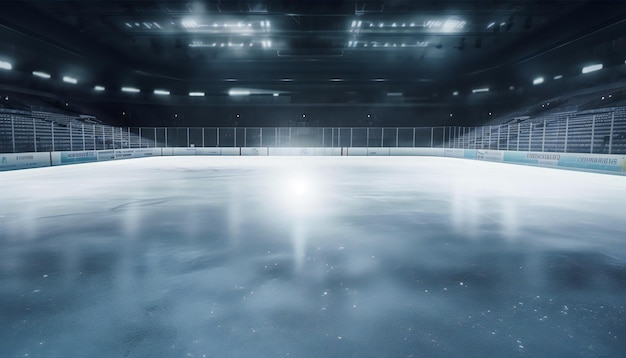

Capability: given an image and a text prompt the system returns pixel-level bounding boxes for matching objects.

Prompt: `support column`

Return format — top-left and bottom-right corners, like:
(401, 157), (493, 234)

(474, 127), (477, 149)
(461, 127), (466, 149)
(338, 128), (342, 148)
(590, 115), (596, 154)
(33, 118), (37, 152)
(608, 112), (615, 154)
(69, 122), (73, 151)
(350, 128), (353, 148)
(497, 126), (500, 150)
(564, 117), (569, 152)
(480, 126), (483, 149)
(507, 125), (510, 150)
(413, 127), (420, 148)
(51, 122), (55, 152)
(82, 124), (86, 151)
(395, 128), (399, 147)
(541, 119), (546, 152)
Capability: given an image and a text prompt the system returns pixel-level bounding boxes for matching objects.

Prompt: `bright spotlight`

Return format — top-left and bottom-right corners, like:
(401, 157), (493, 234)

(121, 86), (140, 93)
(62, 76), (78, 84)
(32, 71), (51, 79)
(228, 89), (250, 96)
(0, 60), (12, 70)
(582, 64), (603, 74)
(290, 179), (311, 197)
(181, 19), (198, 29)
(472, 87), (489, 94)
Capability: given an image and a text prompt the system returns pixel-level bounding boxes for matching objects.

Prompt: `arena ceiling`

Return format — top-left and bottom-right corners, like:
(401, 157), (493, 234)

(0, 0), (625, 107)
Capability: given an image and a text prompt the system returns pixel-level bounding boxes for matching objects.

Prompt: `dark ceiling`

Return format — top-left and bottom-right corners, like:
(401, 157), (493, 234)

(1, 0), (626, 124)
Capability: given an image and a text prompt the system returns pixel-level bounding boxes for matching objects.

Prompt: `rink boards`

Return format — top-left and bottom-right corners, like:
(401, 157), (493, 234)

(1, 147), (625, 175)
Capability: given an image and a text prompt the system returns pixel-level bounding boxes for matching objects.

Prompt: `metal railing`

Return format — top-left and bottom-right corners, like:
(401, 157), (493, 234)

(1, 107), (626, 154)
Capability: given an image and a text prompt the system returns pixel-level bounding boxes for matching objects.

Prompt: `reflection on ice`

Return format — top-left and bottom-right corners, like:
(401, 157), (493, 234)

(0, 156), (625, 357)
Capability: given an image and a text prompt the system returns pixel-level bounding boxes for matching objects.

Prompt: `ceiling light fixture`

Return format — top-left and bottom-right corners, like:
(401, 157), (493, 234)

(472, 87), (489, 93)
(182, 19), (198, 29)
(121, 86), (140, 93)
(582, 63), (603, 74)
(62, 76), (78, 84)
(32, 71), (51, 79)
(189, 92), (205, 97)
(154, 89), (170, 95)
(94, 85), (105, 91)
(228, 89), (250, 96)
(0, 60), (12, 70)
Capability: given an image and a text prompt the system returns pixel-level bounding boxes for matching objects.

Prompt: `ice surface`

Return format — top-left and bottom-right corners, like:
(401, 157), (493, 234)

(1, 156), (626, 357)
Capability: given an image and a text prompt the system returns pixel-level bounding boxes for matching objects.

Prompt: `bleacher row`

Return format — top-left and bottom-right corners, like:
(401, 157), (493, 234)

(450, 107), (626, 154)
(0, 109), (157, 153)
(488, 83), (626, 126)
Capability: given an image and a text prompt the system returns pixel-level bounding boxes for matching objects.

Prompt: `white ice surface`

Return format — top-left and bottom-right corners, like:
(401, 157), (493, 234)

(1, 156), (626, 357)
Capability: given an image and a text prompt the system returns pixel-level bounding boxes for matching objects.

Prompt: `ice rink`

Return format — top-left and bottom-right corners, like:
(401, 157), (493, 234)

(1, 156), (626, 357)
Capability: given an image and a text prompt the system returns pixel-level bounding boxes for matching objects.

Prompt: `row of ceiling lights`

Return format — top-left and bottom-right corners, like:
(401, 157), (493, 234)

(127, 17), (517, 34)
(350, 19), (466, 32)
(189, 40), (272, 48)
(129, 18), (465, 33)
(0, 59), (618, 99)
(188, 39), (432, 49)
